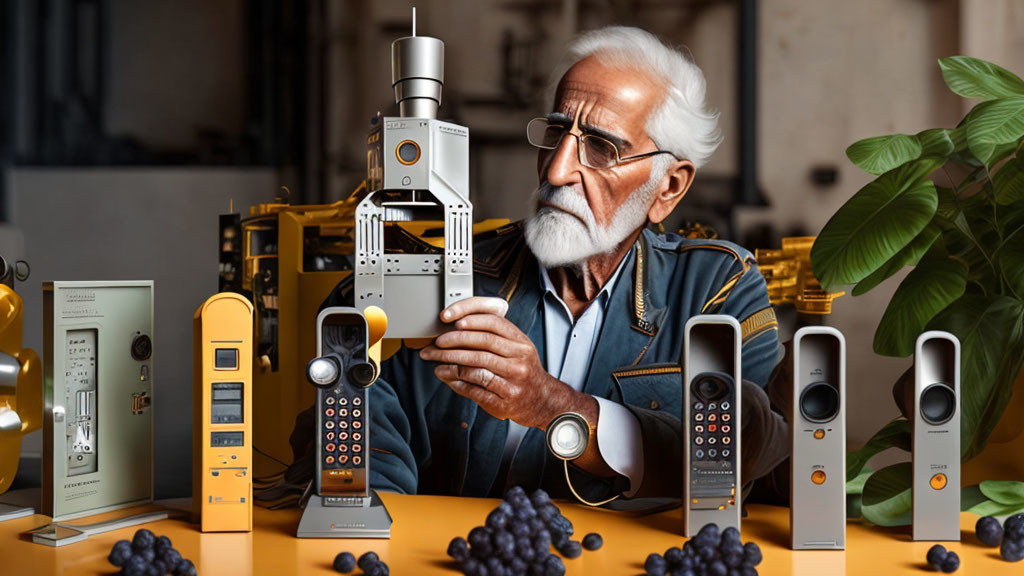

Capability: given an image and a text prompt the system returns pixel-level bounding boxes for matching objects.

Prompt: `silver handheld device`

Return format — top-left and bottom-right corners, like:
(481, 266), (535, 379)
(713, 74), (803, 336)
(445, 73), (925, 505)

(912, 331), (960, 541)
(683, 315), (742, 537)
(790, 326), (846, 550)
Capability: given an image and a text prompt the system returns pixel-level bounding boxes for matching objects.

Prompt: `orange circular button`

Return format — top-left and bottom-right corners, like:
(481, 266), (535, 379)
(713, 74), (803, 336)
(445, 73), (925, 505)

(814, 429), (826, 439)
(811, 470), (826, 485)
(930, 473), (947, 490)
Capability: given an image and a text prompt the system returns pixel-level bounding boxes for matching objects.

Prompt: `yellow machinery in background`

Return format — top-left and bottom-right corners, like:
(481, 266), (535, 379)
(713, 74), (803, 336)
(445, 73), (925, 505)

(756, 237), (845, 315)
(220, 189), (508, 472)
(0, 283), (42, 495)
(193, 292), (254, 532)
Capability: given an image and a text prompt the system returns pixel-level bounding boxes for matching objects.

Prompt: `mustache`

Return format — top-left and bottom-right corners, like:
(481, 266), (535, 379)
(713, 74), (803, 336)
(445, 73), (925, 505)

(532, 182), (594, 226)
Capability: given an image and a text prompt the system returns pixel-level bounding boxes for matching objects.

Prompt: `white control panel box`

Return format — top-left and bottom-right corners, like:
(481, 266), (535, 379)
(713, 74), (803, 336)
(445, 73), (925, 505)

(42, 281), (154, 520)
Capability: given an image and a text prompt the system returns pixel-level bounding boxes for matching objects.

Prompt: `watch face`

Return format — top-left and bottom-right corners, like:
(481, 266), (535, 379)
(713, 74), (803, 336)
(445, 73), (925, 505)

(546, 413), (589, 460)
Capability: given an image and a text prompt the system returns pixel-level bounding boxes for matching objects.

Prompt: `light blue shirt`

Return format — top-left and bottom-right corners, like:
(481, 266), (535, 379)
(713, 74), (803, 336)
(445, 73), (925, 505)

(499, 255), (644, 495)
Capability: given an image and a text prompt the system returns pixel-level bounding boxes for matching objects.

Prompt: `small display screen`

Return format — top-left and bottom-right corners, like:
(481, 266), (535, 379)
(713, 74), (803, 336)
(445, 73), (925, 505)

(211, 431), (244, 447)
(215, 348), (238, 370)
(211, 382), (244, 423)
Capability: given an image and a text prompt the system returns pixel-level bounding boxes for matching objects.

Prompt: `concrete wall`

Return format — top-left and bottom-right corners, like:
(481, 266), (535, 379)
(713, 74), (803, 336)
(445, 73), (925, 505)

(6, 168), (276, 498)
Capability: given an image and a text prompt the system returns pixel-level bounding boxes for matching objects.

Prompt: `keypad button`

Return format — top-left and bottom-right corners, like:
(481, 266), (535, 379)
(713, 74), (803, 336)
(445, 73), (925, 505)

(708, 437), (717, 445)
(339, 444), (349, 452)
(325, 443), (336, 452)
(352, 456), (362, 466)
(325, 397), (336, 406)
(695, 413), (705, 422)
(695, 425), (704, 433)
(694, 402), (705, 411)
(339, 408), (349, 417)
(353, 444), (362, 453)
(708, 402), (717, 411)
(338, 455), (349, 464)
(722, 436), (732, 445)
(338, 432), (348, 441)
(721, 401), (731, 411)
(708, 448), (718, 458)
(325, 455), (335, 464)
(353, 409), (362, 418)
(325, 421), (335, 430)
(721, 425), (731, 434)
(708, 414), (717, 422)
(721, 414), (731, 422)
(708, 424), (718, 433)
(353, 421), (362, 429)
(695, 436), (704, 445)
(325, 408), (335, 418)
(339, 397), (349, 406)
(722, 449), (730, 458)
(353, 397), (362, 406)
(352, 432), (362, 442)
(695, 449), (705, 459)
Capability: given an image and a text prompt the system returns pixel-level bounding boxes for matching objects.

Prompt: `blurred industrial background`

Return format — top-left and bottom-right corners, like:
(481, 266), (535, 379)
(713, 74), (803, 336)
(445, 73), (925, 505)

(2, 0), (1023, 498)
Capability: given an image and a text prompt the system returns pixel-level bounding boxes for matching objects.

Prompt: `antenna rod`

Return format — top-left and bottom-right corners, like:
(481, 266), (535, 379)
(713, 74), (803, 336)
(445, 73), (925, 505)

(412, 7), (416, 37)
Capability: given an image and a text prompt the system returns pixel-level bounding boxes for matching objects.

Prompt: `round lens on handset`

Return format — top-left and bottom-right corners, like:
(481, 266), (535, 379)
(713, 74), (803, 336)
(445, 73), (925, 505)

(307, 356), (341, 389)
(692, 372), (729, 402)
(920, 382), (956, 425)
(347, 360), (377, 388)
(799, 381), (840, 423)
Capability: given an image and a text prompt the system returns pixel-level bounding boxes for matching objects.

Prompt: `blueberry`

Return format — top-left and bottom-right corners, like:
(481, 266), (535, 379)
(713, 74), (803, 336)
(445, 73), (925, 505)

(743, 542), (762, 566)
(333, 551), (357, 573)
(487, 509), (510, 531)
(151, 560), (168, 575)
(724, 552), (744, 568)
(708, 560), (728, 576)
(740, 566), (758, 576)
(926, 544), (948, 567)
(530, 489), (552, 508)
(511, 557), (529, 574)
(551, 531), (569, 549)
(469, 526), (492, 548)
(721, 527), (741, 545)
(461, 557), (483, 576)
(357, 551), (380, 571)
(365, 562), (389, 576)
(139, 548), (156, 564)
(147, 564), (162, 576)
(975, 516), (1003, 547)
(1001, 538), (1024, 562)
(720, 542), (743, 558)
(697, 523), (720, 543)
(940, 550), (960, 573)
(512, 520), (533, 539)
(108, 540), (133, 567)
(698, 545), (717, 561)
(448, 537), (470, 562)
(544, 554), (566, 576)
(486, 556), (505, 575)
(1005, 513), (1024, 540)
(155, 535), (172, 551)
(161, 548), (182, 569)
(645, 552), (667, 575)
(132, 529), (156, 552)
(505, 486), (527, 501)
(512, 494), (532, 511)
(582, 533), (603, 551)
(559, 540), (582, 559)
(534, 529), (552, 549)
(175, 559), (197, 576)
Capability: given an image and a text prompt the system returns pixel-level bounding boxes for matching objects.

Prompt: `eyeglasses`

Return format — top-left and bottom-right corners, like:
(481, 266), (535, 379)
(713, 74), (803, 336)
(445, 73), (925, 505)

(526, 117), (678, 170)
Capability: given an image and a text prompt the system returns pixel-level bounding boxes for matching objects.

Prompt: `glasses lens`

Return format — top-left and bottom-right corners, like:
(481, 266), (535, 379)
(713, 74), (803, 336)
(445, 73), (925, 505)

(527, 119), (565, 149)
(580, 135), (619, 169)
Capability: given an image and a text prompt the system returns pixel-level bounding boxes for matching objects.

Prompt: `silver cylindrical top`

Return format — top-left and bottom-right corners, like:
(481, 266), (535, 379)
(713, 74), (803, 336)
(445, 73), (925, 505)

(392, 36), (444, 119)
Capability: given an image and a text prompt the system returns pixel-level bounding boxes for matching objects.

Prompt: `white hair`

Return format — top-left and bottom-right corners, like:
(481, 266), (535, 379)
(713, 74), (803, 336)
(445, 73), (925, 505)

(545, 26), (722, 169)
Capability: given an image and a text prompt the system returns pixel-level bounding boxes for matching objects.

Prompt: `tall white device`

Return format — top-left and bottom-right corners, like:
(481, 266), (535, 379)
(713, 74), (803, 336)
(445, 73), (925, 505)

(790, 326), (846, 550)
(683, 315), (742, 536)
(912, 331), (960, 542)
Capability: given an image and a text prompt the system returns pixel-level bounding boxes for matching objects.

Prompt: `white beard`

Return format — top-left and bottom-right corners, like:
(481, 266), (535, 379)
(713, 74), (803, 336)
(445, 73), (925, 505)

(524, 157), (669, 269)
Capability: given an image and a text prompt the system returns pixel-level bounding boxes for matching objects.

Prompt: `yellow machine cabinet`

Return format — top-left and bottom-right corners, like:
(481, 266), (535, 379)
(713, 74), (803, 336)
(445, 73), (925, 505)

(192, 293), (254, 532)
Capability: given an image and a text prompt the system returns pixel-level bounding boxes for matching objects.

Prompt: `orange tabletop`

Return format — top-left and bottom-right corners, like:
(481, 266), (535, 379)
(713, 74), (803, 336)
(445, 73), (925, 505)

(0, 494), (1020, 575)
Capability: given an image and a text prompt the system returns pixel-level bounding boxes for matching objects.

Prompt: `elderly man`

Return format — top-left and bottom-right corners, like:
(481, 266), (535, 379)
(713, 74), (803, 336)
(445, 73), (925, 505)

(321, 26), (788, 502)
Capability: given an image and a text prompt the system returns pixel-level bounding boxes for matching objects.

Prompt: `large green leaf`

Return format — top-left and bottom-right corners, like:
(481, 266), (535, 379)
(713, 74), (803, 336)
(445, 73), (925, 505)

(862, 462), (913, 527)
(873, 258), (967, 357)
(847, 134), (922, 175)
(994, 154), (1024, 205)
(980, 480), (1024, 506)
(962, 484), (988, 512)
(927, 295), (1024, 458)
(852, 224), (941, 296)
(916, 128), (956, 158)
(812, 158), (945, 292)
(939, 56), (1024, 100)
(999, 225), (1024, 300)
(967, 499), (1024, 517)
(965, 97), (1024, 164)
(847, 419), (911, 482)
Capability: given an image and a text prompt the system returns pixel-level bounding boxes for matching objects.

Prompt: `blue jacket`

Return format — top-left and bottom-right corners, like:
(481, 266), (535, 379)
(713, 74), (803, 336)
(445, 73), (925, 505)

(323, 223), (783, 499)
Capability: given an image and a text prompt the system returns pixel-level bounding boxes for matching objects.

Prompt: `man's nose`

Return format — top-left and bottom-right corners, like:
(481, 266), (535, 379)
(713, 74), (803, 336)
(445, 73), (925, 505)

(542, 132), (582, 187)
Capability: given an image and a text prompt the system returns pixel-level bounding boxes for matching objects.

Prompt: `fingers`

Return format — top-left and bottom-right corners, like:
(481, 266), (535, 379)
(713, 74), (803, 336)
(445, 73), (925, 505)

(441, 297), (509, 323)
(436, 366), (506, 407)
(450, 313), (530, 343)
(420, 346), (519, 379)
(432, 328), (528, 357)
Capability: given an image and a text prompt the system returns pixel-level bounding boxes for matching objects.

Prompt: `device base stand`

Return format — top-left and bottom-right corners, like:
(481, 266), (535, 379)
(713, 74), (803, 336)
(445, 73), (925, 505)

(296, 490), (392, 539)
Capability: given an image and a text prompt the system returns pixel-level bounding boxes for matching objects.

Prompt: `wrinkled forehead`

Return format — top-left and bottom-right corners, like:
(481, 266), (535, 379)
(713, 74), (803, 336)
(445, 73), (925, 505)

(552, 58), (664, 143)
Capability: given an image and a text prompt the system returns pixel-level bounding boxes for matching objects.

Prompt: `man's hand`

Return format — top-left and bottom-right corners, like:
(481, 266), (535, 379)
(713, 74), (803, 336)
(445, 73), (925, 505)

(418, 296), (593, 430)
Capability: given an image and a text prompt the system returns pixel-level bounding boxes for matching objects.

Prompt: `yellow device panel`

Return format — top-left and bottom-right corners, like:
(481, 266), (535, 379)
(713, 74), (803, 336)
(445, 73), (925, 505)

(193, 293), (254, 532)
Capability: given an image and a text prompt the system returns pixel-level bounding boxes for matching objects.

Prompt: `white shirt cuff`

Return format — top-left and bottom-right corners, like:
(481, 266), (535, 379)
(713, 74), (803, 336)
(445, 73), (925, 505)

(594, 396), (644, 497)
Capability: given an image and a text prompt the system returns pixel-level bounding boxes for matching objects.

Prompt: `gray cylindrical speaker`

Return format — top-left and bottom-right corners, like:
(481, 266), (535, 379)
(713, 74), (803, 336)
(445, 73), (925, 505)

(392, 36), (444, 119)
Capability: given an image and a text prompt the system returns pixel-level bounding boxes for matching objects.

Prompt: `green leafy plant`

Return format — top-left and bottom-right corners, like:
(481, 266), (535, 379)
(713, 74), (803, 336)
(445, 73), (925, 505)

(811, 56), (1024, 526)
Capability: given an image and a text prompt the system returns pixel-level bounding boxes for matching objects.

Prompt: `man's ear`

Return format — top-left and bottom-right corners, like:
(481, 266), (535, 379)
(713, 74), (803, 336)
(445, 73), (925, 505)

(647, 159), (695, 224)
